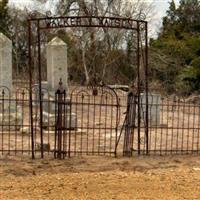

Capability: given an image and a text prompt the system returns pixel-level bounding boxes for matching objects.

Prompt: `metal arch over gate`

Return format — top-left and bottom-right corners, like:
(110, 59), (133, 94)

(28, 15), (149, 159)
(1, 15), (199, 158)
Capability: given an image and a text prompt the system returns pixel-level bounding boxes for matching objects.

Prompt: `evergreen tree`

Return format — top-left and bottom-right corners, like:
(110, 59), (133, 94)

(177, 0), (200, 33)
(151, 0), (200, 94)
(0, 0), (11, 36)
(160, 0), (177, 37)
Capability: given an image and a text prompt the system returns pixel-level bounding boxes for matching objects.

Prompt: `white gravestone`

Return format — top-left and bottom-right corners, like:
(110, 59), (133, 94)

(0, 33), (23, 130)
(0, 33), (12, 91)
(45, 37), (77, 130)
(47, 37), (68, 91)
(140, 93), (160, 126)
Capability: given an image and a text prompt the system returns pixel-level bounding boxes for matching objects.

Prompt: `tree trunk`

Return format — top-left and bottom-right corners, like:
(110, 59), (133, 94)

(81, 43), (90, 85)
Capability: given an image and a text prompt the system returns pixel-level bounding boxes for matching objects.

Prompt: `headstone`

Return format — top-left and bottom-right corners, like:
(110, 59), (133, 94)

(34, 37), (77, 130)
(0, 103), (23, 131)
(140, 93), (160, 126)
(0, 33), (12, 91)
(47, 37), (68, 91)
(42, 94), (77, 130)
(32, 81), (50, 106)
(43, 110), (77, 130)
(32, 84), (78, 130)
(0, 34), (22, 130)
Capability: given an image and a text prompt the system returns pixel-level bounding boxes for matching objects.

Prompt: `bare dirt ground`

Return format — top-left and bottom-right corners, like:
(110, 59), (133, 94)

(0, 155), (200, 200)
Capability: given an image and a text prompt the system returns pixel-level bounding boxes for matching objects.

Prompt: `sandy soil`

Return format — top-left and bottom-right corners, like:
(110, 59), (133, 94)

(0, 155), (200, 200)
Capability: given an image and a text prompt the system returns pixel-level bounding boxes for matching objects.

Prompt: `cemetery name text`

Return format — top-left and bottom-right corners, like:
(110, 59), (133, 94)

(42, 17), (137, 29)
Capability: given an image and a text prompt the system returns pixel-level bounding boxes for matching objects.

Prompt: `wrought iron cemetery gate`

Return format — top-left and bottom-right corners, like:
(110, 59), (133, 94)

(54, 83), (120, 159)
(1, 15), (199, 159)
(27, 16), (149, 159)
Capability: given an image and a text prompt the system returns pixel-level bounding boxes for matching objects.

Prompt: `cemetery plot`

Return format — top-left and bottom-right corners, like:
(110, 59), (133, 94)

(0, 31), (199, 158)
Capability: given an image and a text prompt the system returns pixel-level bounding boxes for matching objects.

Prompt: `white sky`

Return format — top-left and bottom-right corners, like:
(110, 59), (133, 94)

(150, 0), (180, 36)
(8, 0), (180, 38)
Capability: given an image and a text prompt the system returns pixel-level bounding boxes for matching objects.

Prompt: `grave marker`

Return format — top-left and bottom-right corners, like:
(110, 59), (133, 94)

(47, 37), (68, 91)
(0, 33), (12, 91)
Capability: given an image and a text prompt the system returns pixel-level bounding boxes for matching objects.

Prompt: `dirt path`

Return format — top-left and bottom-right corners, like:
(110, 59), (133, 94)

(0, 155), (200, 200)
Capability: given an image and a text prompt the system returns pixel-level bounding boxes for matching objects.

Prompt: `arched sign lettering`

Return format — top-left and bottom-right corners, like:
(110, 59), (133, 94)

(31, 16), (146, 30)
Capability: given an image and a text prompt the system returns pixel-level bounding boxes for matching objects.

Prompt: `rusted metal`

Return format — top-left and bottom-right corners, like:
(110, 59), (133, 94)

(37, 20), (44, 158)
(68, 85), (120, 157)
(122, 92), (136, 156)
(28, 19), (35, 159)
(145, 22), (149, 155)
(0, 84), (200, 156)
(55, 81), (66, 159)
(29, 16), (145, 30)
(137, 21), (141, 155)
(25, 15), (149, 158)
(25, 16), (148, 158)
(53, 85), (120, 158)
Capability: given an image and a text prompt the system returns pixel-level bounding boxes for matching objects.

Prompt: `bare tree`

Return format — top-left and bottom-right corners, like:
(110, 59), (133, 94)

(54, 0), (154, 85)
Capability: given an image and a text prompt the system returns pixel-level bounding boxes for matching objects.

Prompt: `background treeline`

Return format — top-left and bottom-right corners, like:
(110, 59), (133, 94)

(150, 0), (200, 95)
(0, 0), (199, 95)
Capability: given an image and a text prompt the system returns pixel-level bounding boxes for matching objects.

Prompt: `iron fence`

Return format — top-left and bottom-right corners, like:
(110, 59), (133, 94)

(122, 93), (200, 155)
(0, 85), (200, 158)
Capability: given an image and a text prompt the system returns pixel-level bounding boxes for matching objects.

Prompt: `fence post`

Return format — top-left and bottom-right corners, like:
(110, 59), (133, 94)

(55, 80), (65, 159)
(123, 91), (136, 156)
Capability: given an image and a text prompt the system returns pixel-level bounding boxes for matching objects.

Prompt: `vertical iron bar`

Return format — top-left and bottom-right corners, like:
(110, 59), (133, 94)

(21, 91), (25, 154)
(92, 95), (96, 154)
(57, 91), (61, 159)
(74, 95), (78, 155)
(145, 22), (149, 155)
(165, 98), (169, 154)
(191, 103), (195, 153)
(28, 19), (35, 159)
(47, 93), (50, 155)
(137, 21), (141, 155)
(114, 95), (119, 157)
(80, 94), (84, 155)
(197, 106), (200, 153)
(98, 95), (102, 155)
(68, 91), (72, 158)
(186, 103), (190, 154)
(86, 96), (90, 155)
(104, 94), (108, 155)
(181, 100), (186, 153)
(62, 92), (65, 158)
(1, 91), (4, 154)
(57, 90), (61, 159)
(15, 94), (17, 155)
(176, 99), (180, 153)
(171, 99), (175, 154)
(37, 20), (44, 158)
(54, 93), (57, 158)
(159, 97), (164, 155)
(8, 92), (11, 155)
(110, 97), (113, 155)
